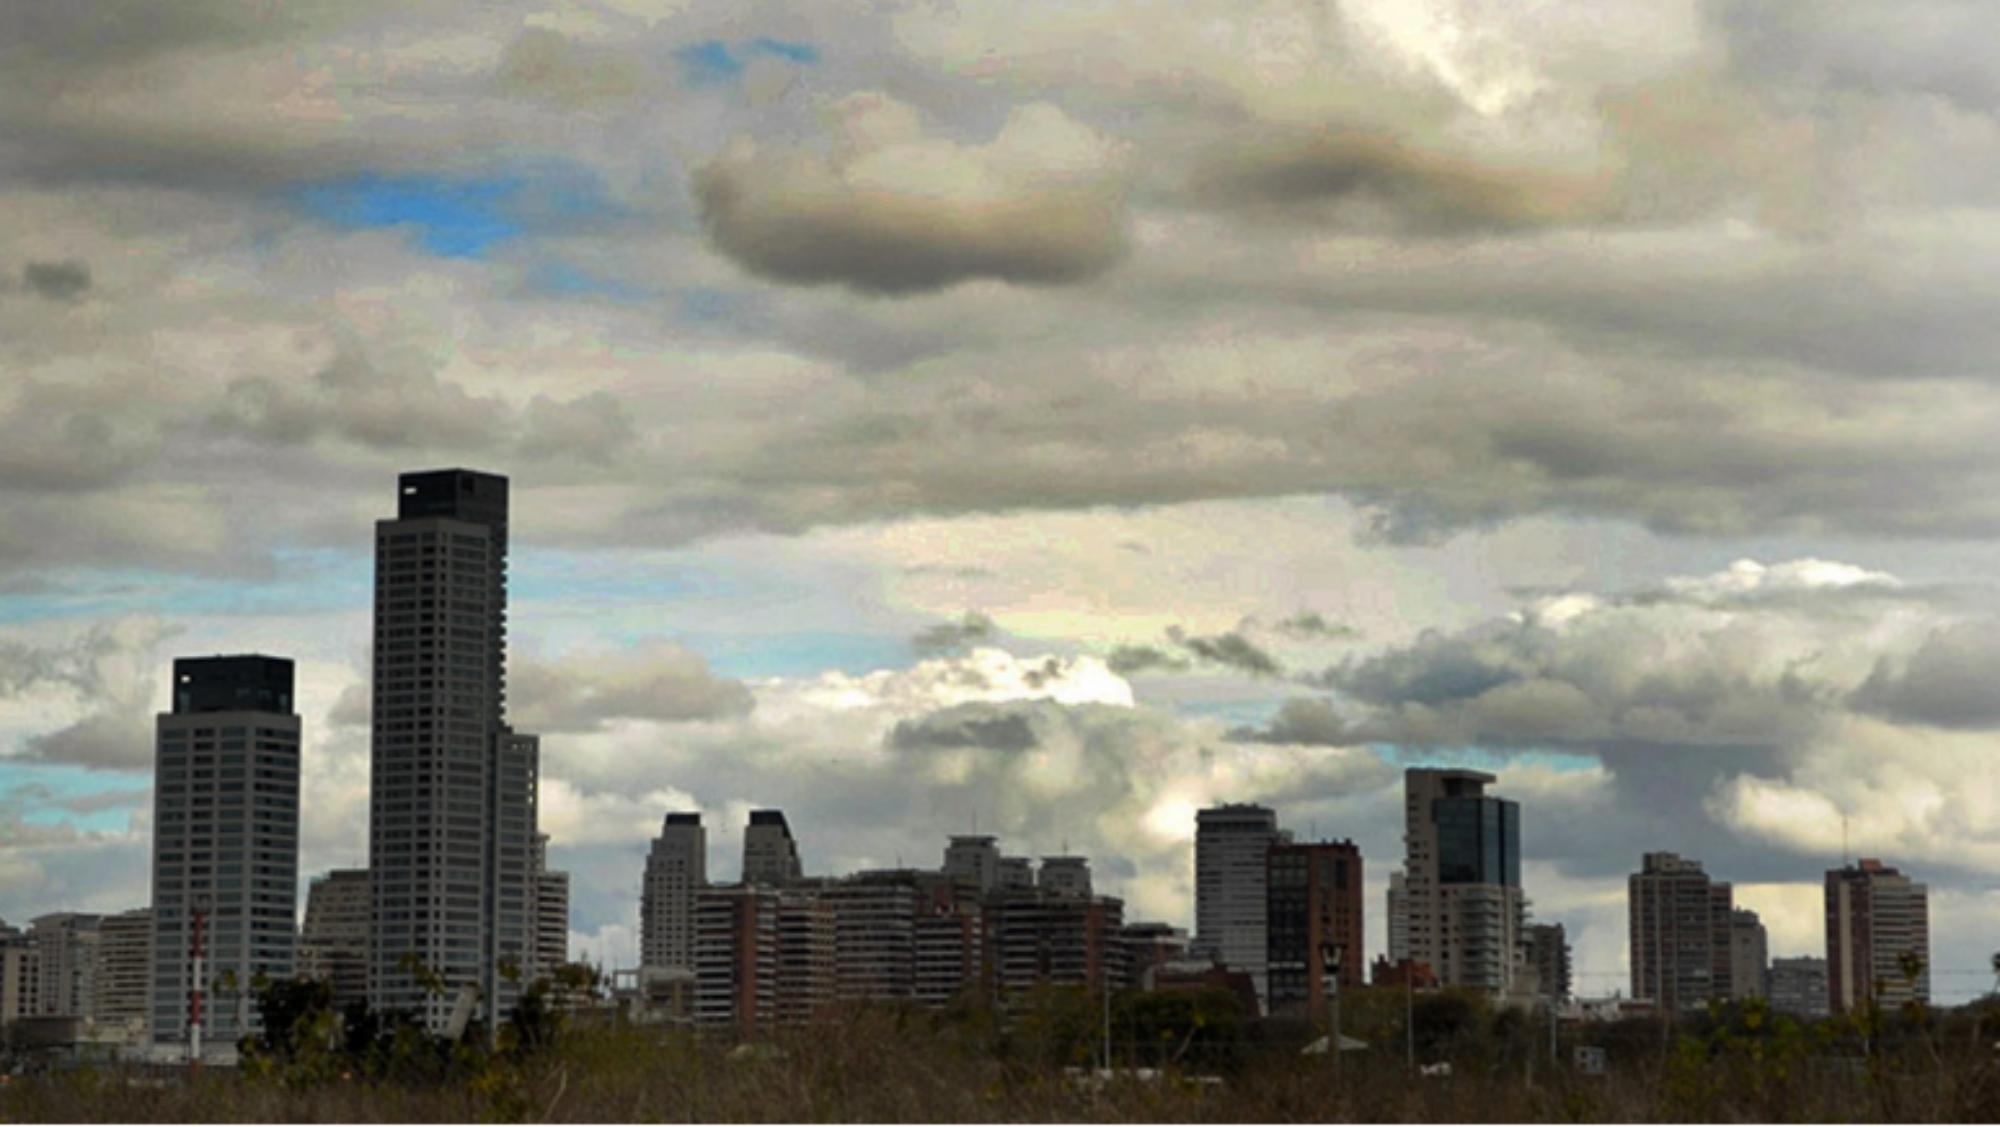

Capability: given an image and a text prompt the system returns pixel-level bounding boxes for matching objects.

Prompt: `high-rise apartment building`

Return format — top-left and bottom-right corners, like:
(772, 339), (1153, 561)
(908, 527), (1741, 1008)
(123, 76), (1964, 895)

(1826, 859), (1930, 1012)
(1628, 852), (1733, 1014)
(986, 888), (1125, 1002)
(996, 856), (1035, 890)
(150, 654), (300, 1046)
(774, 892), (836, 1025)
(1402, 769), (1523, 993)
(641, 813), (707, 971)
(531, 833), (569, 980)
(1194, 803), (1283, 1010)
(742, 810), (803, 886)
(0, 924), (36, 1027)
(91, 908), (152, 1037)
(369, 469), (539, 1034)
(1386, 871), (1409, 963)
(1524, 922), (1571, 1002)
(1728, 908), (1768, 1000)
(1769, 955), (1830, 1018)
(299, 869), (371, 1009)
(693, 887), (777, 1029)
(31, 913), (101, 1020)
(1037, 856), (1092, 899)
(943, 835), (1000, 892)
(1265, 840), (1364, 1023)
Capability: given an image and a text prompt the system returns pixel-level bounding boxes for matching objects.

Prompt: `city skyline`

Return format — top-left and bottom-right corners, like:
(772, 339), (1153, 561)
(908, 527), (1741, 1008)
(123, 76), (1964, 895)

(9, 0), (2000, 1015)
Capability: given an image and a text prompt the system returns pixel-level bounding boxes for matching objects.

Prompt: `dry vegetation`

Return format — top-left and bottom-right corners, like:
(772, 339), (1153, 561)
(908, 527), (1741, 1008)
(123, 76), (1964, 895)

(8, 987), (2000, 1122)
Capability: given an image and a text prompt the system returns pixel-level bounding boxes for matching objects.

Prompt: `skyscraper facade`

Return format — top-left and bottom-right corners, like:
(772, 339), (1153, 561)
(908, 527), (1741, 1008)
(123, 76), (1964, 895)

(1265, 839), (1364, 1023)
(1768, 955), (1830, 1018)
(368, 469), (538, 1033)
(1402, 769), (1523, 993)
(92, 908), (152, 1037)
(1628, 852), (1733, 1014)
(742, 810), (803, 886)
(641, 813), (707, 971)
(1826, 859), (1930, 1012)
(150, 654), (300, 1046)
(1194, 803), (1282, 1010)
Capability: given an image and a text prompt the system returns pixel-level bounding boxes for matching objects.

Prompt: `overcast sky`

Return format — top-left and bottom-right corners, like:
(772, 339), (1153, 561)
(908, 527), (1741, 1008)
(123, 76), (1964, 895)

(6, 0), (2000, 1001)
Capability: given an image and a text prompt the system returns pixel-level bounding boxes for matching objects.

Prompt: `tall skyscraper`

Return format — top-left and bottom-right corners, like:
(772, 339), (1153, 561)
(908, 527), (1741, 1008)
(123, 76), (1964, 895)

(1628, 852), (1733, 1015)
(1194, 803), (1282, 1010)
(1826, 859), (1930, 1013)
(150, 654), (300, 1046)
(1402, 769), (1523, 993)
(299, 869), (371, 1010)
(641, 813), (707, 971)
(1728, 908), (1768, 1000)
(1265, 839), (1364, 1023)
(742, 810), (802, 886)
(368, 469), (538, 1033)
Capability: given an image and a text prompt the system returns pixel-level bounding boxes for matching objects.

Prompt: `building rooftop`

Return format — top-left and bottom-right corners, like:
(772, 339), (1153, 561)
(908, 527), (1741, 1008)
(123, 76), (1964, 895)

(171, 654), (295, 715)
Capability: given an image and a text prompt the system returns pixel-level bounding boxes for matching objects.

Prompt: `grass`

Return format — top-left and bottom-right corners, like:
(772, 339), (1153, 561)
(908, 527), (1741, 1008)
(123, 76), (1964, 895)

(8, 991), (2000, 1122)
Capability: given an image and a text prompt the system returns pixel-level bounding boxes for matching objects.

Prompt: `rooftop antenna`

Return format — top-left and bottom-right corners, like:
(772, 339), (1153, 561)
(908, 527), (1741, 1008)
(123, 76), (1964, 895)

(1841, 812), (1850, 868)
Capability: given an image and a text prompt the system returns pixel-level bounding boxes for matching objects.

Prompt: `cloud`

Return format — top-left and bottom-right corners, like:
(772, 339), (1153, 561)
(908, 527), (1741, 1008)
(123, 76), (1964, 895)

(1167, 626), (1282, 678)
(1188, 126), (1615, 234)
(2, 618), (179, 771)
(694, 96), (1129, 294)
(1106, 645), (1190, 677)
(910, 611), (996, 656)
(20, 259), (90, 301)
(1270, 611), (1357, 641)
(1849, 621), (2000, 729)
(509, 640), (753, 734)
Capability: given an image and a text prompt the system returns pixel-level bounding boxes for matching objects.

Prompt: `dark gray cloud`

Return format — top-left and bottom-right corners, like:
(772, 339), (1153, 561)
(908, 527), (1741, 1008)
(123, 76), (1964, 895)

(889, 704), (1038, 752)
(1167, 627), (1282, 678)
(1850, 621), (2000, 729)
(1106, 645), (1189, 676)
(1270, 611), (1358, 641)
(21, 259), (90, 301)
(508, 641), (753, 734)
(911, 612), (997, 656)
(1189, 127), (1613, 234)
(1231, 697), (1353, 745)
(2, 618), (179, 772)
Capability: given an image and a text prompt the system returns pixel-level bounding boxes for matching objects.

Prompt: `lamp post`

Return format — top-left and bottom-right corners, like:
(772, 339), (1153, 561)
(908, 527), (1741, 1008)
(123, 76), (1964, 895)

(1320, 942), (1344, 1086)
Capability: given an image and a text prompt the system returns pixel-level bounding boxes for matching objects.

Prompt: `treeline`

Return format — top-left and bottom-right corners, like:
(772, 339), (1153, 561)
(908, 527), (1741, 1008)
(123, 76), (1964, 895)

(9, 977), (2000, 1121)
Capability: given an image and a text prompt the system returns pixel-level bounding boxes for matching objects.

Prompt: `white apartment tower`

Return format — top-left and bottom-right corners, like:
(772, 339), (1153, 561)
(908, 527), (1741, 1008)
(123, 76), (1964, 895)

(1401, 769), (1524, 994)
(369, 469), (538, 1034)
(1038, 856), (1092, 898)
(742, 810), (803, 886)
(150, 655), (300, 1046)
(92, 908), (152, 1037)
(1386, 870), (1410, 962)
(1194, 803), (1282, 1011)
(1826, 859), (1930, 1013)
(641, 813), (707, 971)
(943, 835), (1000, 892)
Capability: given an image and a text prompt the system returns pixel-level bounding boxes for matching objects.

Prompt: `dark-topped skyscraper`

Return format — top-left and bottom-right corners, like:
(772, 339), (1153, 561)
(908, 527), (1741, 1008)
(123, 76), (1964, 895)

(1398, 769), (1523, 993)
(150, 654), (300, 1047)
(369, 469), (539, 1034)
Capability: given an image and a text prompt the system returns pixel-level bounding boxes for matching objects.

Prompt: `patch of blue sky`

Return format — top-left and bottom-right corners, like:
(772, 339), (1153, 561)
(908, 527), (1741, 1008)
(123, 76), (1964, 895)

(1373, 744), (1602, 774)
(511, 551), (732, 608)
(0, 762), (149, 833)
(1157, 697), (1283, 729)
(695, 632), (914, 680)
(297, 164), (616, 259)
(0, 553), (369, 626)
(675, 37), (819, 85)
(301, 173), (523, 257)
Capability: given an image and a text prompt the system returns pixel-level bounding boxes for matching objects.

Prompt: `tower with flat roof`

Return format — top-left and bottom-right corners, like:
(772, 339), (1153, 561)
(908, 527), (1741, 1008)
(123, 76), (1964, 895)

(150, 654), (300, 1047)
(368, 469), (538, 1034)
(1401, 768), (1524, 993)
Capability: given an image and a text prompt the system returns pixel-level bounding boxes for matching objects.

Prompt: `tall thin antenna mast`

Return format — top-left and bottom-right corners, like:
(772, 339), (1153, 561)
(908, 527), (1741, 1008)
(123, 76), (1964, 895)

(1841, 813), (1850, 867)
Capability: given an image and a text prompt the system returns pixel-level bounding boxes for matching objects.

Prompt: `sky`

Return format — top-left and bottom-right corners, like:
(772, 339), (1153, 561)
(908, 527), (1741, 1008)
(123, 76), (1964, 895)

(5, 0), (2000, 1002)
